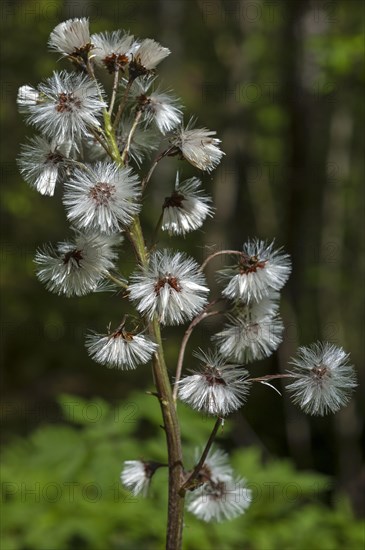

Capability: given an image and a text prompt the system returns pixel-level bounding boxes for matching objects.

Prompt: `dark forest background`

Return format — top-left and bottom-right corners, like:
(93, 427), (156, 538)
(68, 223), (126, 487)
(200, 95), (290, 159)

(1, 0), (364, 548)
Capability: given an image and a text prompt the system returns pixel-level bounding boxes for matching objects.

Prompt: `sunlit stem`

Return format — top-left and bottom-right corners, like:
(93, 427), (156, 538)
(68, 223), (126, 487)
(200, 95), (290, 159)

(113, 79), (133, 130)
(107, 272), (128, 289)
(85, 58), (119, 160)
(173, 304), (221, 402)
(200, 249), (244, 272)
(248, 373), (294, 382)
(103, 111), (121, 163)
(87, 126), (112, 157)
(85, 56), (122, 165)
(64, 159), (96, 178)
(86, 58), (103, 101)
(179, 417), (222, 494)
(108, 68), (120, 115)
(121, 109), (142, 164)
(149, 211), (164, 249)
(142, 146), (177, 192)
(126, 216), (148, 265)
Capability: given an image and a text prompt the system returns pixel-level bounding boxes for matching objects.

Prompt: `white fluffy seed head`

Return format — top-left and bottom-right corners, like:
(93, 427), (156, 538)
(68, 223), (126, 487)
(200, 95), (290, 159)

(63, 162), (141, 234)
(86, 328), (158, 370)
(162, 174), (214, 236)
(186, 445), (252, 522)
(35, 232), (120, 297)
(218, 239), (291, 303)
(213, 297), (284, 363)
(17, 135), (72, 196)
(286, 342), (357, 416)
(186, 475), (252, 523)
(24, 71), (106, 144)
(129, 77), (183, 134)
(171, 119), (224, 173)
(91, 30), (134, 71)
(131, 38), (170, 70)
(48, 18), (92, 57)
(120, 461), (151, 497)
(178, 349), (251, 416)
(128, 249), (209, 325)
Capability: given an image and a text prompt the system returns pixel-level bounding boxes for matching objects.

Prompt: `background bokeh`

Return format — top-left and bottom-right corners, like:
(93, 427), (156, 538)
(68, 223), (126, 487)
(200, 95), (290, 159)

(1, 0), (364, 548)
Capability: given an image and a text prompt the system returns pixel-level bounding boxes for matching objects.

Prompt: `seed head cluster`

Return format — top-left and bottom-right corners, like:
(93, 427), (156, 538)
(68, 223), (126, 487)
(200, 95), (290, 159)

(18, 18), (357, 530)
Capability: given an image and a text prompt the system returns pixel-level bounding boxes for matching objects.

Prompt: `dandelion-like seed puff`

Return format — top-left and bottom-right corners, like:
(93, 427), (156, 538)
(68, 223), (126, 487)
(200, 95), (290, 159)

(171, 119), (224, 173)
(63, 161), (141, 234)
(128, 249), (209, 325)
(286, 342), (357, 416)
(22, 71), (106, 144)
(48, 18), (93, 58)
(91, 30), (134, 72)
(218, 239), (292, 303)
(35, 232), (120, 297)
(162, 174), (214, 236)
(178, 350), (251, 416)
(129, 38), (170, 79)
(86, 326), (158, 370)
(213, 296), (284, 363)
(17, 135), (72, 196)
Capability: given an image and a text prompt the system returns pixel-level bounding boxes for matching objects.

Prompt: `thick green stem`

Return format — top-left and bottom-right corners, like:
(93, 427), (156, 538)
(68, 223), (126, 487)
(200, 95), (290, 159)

(103, 110), (121, 163)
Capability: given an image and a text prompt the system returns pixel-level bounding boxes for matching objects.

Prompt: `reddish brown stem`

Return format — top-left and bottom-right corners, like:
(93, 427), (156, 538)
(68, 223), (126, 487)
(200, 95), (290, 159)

(180, 417), (222, 494)
(200, 249), (244, 272)
(173, 304), (221, 401)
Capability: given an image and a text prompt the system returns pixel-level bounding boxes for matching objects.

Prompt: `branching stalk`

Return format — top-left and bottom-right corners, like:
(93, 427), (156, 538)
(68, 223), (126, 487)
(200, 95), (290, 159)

(248, 374), (294, 382)
(180, 417), (222, 494)
(200, 249), (244, 272)
(121, 109), (142, 164)
(113, 79), (133, 129)
(142, 146), (176, 192)
(107, 272), (128, 289)
(173, 304), (221, 401)
(87, 126), (112, 157)
(108, 68), (120, 115)
(103, 110), (121, 162)
(149, 211), (164, 249)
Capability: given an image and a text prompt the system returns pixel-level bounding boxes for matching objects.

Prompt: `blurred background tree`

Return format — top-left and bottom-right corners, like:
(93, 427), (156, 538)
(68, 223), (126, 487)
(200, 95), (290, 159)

(1, 0), (364, 548)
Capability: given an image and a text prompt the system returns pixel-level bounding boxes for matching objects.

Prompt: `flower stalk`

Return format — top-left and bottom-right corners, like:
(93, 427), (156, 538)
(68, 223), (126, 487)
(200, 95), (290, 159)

(103, 120), (185, 550)
(180, 417), (222, 493)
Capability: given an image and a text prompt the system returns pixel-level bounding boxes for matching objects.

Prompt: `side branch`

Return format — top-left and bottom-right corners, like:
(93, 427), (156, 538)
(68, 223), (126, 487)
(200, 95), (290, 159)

(172, 305), (221, 401)
(141, 146), (177, 192)
(121, 109), (142, 164)
(248, 374), (294, 382)
(200, 249), (243, 272)
(108, 68), (120, 115)
(179, 417), (222, 494)
(113, 80), (133, 130)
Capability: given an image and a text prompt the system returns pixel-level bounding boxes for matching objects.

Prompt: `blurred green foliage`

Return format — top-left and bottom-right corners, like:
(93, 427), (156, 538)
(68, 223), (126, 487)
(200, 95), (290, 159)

(1, 394), (363, 550)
